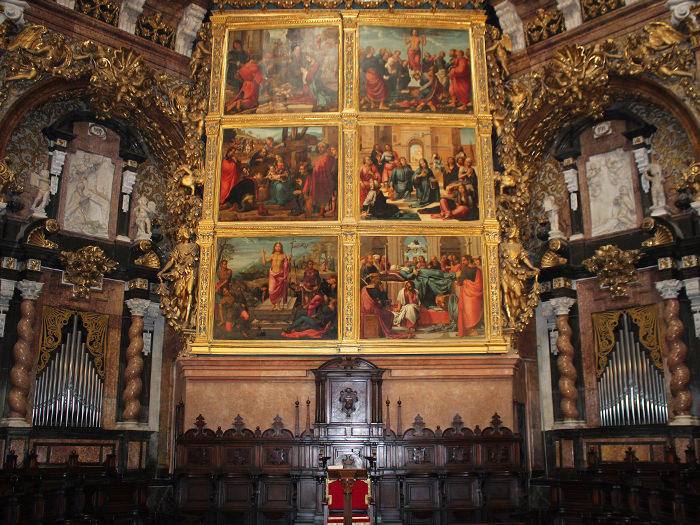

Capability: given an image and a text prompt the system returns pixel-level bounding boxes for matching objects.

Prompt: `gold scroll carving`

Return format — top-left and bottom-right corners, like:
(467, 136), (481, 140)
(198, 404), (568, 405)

(592, 305), (663, 378)
(37, 306), (108, 379)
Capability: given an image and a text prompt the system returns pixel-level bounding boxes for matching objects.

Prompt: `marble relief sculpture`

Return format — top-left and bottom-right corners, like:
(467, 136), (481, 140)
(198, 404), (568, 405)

(63, 150), (114, 239)
(586, 149), (637, 237)
(133, 195), (156, 240)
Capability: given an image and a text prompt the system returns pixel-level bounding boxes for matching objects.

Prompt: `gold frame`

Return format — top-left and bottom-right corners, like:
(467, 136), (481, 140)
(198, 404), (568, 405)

(193, 9), (506, 355)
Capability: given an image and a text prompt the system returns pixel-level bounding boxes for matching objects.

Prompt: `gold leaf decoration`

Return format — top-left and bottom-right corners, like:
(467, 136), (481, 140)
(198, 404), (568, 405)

(59, 246), (118, 299)
(583, 245), (641, 297)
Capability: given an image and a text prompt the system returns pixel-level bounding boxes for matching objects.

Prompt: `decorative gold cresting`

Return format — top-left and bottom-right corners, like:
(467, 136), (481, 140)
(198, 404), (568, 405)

(135, 12), (176, 49)
(525, 8), (565, 46)
(134, 240), (160, 269)
(581, 0), (623, 22)
(0, 21), (212, 332)
(75, 0), (120, 26)
(677, 162), (700, 200)
(37, 306), (108, 378)
(592, 306), (663, 378)
(25, 219), (60, 249)
(541, 239), (568, 268)
(583, 245), (641, 297)
(215, 0), (483, 9)
(59, 246), (118, 299)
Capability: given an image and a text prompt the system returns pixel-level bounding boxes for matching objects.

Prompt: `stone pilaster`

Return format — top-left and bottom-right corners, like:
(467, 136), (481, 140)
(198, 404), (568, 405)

(175, 3), (207, 56)
(656, 279), (696, 425)
(555, 0), (582, 30)
(494, 0), (526, 52)
(118, 0), (146, 34)
(550, 297), (580, 424)
(121, 298), (149, 423)
(5, 280), (43, 425)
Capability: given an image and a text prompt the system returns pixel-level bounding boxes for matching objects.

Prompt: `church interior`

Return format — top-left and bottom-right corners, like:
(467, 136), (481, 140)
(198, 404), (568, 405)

(1, 0), (700, 523)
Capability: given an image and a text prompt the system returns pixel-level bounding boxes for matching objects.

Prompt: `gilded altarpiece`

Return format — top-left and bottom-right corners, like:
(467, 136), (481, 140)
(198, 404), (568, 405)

(193, 10), (505, 355)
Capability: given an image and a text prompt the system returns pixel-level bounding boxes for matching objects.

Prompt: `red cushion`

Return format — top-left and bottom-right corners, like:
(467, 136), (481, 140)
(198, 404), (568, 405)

(327, 479), (369, 511)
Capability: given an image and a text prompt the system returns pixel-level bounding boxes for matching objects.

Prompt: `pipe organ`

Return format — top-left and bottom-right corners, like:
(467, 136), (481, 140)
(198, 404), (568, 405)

(597, 313), (667, 426)
(33, 314), (104, 428)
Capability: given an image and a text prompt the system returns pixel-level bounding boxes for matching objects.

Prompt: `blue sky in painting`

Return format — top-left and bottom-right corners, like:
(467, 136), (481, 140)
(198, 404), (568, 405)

(359, 26), (470, 57)
(219, 237), (321, 274)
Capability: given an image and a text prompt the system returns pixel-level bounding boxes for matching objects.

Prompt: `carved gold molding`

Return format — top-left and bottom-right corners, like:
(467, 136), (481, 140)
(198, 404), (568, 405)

(526, 8), (565, 46)
(25, 219), (60, 250)
(583, 245), (641, 297)
(59, 246), (118, 299)
(0, 156), (21, 202)
(641, 217), (674, 247)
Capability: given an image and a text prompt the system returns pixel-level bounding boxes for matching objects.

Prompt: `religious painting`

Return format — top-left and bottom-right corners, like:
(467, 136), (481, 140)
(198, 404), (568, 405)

(62, 149), (115, 239)
(224, 26), (340, 115)
(359, 235), (484, 340)
(585, 148), (638, 237)
(358, 25), (472, 114)
(358, 126), (478, 221)
(218, 127), (339, 222)
(215, 236), (339, 340)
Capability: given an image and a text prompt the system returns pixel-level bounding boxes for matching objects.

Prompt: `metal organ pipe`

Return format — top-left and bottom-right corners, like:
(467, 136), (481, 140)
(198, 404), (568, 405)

(32, 314), (104, 428)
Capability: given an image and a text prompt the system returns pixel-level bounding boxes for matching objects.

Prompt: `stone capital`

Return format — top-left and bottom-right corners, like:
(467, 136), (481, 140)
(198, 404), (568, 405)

(126, 298), (151, 317)
(555, 0), (582, 30)
(175, 3), (207, 56)
(0, 1), (29, 25)
(17, 279), (43, 301)
(549, 297), (576, 316)
(656, 279), (683, 300)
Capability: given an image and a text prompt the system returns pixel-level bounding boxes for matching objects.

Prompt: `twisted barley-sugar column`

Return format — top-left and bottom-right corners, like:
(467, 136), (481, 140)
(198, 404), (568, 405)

(552, 297), (578, 421)
(122, 299), (150, 422)
(656, 280), (691, 418)
(8, 280), (43, 419)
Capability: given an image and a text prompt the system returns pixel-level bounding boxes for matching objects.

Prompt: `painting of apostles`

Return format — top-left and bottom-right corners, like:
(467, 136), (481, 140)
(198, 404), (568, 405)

(359, 236), (484, 340)
(215, 236), (338, 340)
(359, 126), (478, 221)
(358, 26), (472, 114)
(224, 27), (339, 115)
(219, 127), (339, 222)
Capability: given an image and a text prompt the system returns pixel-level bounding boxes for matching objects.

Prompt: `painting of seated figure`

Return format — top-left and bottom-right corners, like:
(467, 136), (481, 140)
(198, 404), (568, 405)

(215, 236), (338, 341)
(224, 26), (339, 115)
(359, 235), (484, 340)
(218, 126), (339, 222)
(358, 126), (478, 221)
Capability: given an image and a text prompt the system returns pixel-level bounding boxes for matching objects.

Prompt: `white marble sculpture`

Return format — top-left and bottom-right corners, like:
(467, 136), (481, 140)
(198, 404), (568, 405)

(643, 162), (670, 216)
(30, 169), (51, 218)
(133, 195), (156, 241)
(543, 195), (565, 240)
(586, 148), (637, 236)
(63, 150), (114, 238)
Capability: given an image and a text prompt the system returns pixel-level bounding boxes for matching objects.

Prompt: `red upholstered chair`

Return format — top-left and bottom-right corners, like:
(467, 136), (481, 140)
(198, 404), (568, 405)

(325, 477), (372, 524)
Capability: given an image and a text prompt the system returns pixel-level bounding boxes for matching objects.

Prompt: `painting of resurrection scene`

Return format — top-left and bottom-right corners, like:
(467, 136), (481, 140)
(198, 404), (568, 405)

(359, 26), (472, 113)
(224, 27), (339, 115)
(359, 126), (478, 221)
(359, 235), (484, 340)
(219, 127), (339, 222)
(215, 236), (338, 340)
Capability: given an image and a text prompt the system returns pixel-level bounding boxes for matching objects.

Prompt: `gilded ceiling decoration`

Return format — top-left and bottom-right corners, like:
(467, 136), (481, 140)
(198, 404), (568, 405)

(486, 18), (700, 330)
(0, 20), (211, 331)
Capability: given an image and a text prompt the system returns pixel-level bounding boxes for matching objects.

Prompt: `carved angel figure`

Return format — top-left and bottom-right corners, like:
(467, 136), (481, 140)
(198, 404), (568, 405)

(642, 162), (667, 213)
(486, 26), (512, 79)
(157, 225), (199, 330)
(30, 169), (51, 217)
(499, 226), (540, 328)
(5, 25), (74, 81)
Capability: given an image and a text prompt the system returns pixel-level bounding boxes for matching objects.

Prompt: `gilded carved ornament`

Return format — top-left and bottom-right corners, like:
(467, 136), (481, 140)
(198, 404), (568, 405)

(640, 217), (675, 247)
(486, 19), (700, 331)
(25, 219), (60, 249)
(526, 8), (565, 46)
(582, 245), (642, 297)
(0, 21), (212, 332)
(59, 246), (118, 299)
(0, 156), (21, 202)
(677, 162), (700, 200)
(215, 0), (483, 9)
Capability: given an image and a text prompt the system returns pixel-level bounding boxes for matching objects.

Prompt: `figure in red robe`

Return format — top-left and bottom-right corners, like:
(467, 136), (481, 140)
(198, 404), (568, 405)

(226, 57), (263, 113)
(457, 255), (483, 336)
(448, 49), (471, 110)
(360, 47), (388, 110)
(220, 147), (242, 205)
(359, 156), (381, 205)
(404, 29), (426, 73)
(262, 242), (292, 311)
(360, 275), (414, 339)
(303, 142), (337, 217)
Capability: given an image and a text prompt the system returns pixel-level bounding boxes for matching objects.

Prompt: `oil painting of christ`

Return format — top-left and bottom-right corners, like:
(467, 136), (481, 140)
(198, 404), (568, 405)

(358, 126), (478, 221)
(224, 27), (339, 115)
(218, 127), (339, 222)
(359, 235), (484, 340)
(359, 25), (472, 114)
(215, 236), (338, 341)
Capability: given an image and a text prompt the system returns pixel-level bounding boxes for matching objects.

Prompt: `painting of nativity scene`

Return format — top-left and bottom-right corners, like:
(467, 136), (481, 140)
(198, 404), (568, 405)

(219, 127), (339, 222)
(359, 126), (478, 221)
(224, 27), (339, 115)
(215, 236), (338, 340)
(359, 236), (484, 340)
(359, 26), (472, 113)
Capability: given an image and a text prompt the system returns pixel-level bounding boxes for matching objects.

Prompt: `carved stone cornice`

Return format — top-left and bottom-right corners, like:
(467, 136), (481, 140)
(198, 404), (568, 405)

(583, 245), (641, 297)
(656, 278), (684, 300)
